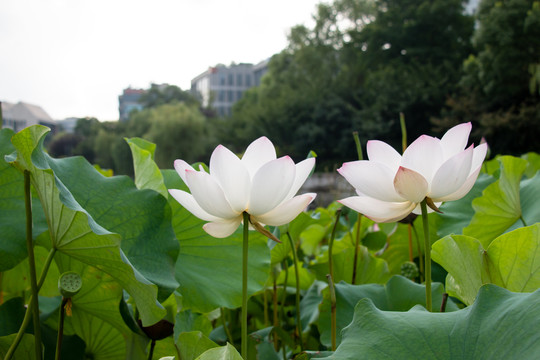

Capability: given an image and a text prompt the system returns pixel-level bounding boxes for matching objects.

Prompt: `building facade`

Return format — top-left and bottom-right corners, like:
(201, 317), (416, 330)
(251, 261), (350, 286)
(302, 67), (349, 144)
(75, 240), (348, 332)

(118, 88), (145, 122)
(191, 60), (269, 117)
(1, 101), (56, 133)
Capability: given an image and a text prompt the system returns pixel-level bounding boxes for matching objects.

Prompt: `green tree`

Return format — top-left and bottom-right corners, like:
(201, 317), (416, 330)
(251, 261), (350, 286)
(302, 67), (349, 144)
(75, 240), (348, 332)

(138, 83), (199, 109)
(139, 102), (212, 168)
(434, 0), (540, 155)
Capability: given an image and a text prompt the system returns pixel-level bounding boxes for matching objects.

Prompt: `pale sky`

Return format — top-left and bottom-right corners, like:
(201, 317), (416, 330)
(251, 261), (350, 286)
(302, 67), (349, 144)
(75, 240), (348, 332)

(0, 0), (321, 121)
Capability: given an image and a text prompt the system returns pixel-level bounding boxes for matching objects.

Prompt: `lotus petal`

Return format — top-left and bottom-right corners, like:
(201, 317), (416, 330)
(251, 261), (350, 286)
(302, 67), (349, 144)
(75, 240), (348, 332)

(401, 135), (443, 183)
(203, 217), (242, 238)
(168, 189), (219, 222)
(338, 161), (404, 202)
(366, 140), (402, 172)
(430, 145), (473, 199)
(210, 145), (250, 212)
(338, 196), (416, 223)
(174, 159), (195, 185)
(241, 136), (277, 177)
(185, 170), (238, 219)
(440, 122), (472, 159)
(286, 157), (316, 199)
(249, 156), (296, 215)
(393, 167), (429, 203)
(255, 193), (316, 226)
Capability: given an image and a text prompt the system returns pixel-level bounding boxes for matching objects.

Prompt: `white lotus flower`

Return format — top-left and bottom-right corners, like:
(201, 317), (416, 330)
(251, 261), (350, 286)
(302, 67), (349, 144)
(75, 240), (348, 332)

(337, 122), (488, 223)
(169, 137), (316, 238)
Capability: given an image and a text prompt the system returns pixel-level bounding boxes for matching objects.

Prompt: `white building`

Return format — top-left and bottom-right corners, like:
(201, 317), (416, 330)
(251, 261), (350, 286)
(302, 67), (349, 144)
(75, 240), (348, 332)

(191, 59), (269, 117)
(1, 101), (56, 133)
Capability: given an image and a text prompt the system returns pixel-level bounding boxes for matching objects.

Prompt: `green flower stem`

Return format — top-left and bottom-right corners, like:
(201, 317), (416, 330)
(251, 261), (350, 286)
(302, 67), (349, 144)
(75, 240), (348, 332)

(328, 209), (342, 282)
(5, 247), (56, 360)
(221, 308), (234, 346)
(242, 212), (249, 359)
(351, 213), (362, 284)
(420, 199), (432, 312)
(326, 274), (337, 351)
(55, 298), (68, 360)
(272, 277), (279, 351)
(25, 170), (42, 359)
(407, 224), (414, 263)
(399, 112), (408, 153)
(412, 224), (424, 283)
(147, 340), (156, 360)
(520, 215), (528, 227)
(352, 131), (363, 161)
(286, 232), (303, 351)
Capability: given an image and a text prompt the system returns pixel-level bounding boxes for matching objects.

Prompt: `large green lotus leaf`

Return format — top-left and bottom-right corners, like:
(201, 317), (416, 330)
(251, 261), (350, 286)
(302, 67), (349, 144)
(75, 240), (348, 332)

(174, 310), (213, 339)
(54, 252), (133, 332)
(318, 276), (457, 347)
(276, 262), (316, 290)
(126, 137), (168, 198)
(152, 336), (180, 360)
(195, 343), (242, 360)
(431, 235), (488, 305)
(435, 173), (496, 238)
(311, 243), (390, 285)
(0, 128), (47, 271)
(43, 154), (179, 300)
(519, 171), (540, 227)
(320, 285), (540, 360)
(464, 156), (530, 247)
(0, 333), (36, 359)
(300, 280), (327, 332)
(8, 125), (165, 326)
(69, 310), (126, 360)
(486, 224), (540, 292)
(1, 245), (60, 302)
(0, 297), (26, 336)
(162, 169), (271, 313)
(432, 224), (540, 305)
(522, 152), (540, 178)
(176, 331), (219, 360)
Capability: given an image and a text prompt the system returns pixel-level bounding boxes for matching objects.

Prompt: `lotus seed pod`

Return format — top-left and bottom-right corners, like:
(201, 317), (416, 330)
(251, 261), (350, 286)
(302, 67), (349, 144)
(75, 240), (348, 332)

(58, 271), (82, 298)
(400, 261), (419, 280)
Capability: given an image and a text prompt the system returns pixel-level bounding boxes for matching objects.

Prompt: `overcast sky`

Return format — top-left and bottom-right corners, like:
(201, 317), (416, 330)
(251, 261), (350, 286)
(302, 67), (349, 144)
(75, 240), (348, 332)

(0, 0), (321, 121)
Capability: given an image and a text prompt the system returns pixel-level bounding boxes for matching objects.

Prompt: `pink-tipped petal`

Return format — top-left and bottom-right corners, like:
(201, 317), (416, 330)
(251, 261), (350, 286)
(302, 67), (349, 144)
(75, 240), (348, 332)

(338, 161), (404, 202)
(255, 193), (316, 226)
(366, 140), (402, 172)
(440, 122), (472, 159)
(168, 189), (219, 222)
(430, 146), (474, 199)
(174, 159), (195, 185)
(209, 145), (250, 212)
(470, 143), (488, 172)
(434, 166), (481, 202)
(286, 157), (316, 199)
(185, 170), (238, 219)
(249, 156), (296, 215)
(241, 137), (277, 177)
(393, 167), (429, 203)
(338, 196), (416, 223)
(401, 135), (443, 183)
(203, 217), (242, 238)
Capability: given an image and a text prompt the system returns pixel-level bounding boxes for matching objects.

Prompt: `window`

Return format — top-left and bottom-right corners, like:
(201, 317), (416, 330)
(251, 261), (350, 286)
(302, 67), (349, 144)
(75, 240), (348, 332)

(219, 90), (225, 101)
(236, 73), (243, 86)
(228, 73), (233, 85)
(227, 90), (233, 102)
(246, 74), (252, 86)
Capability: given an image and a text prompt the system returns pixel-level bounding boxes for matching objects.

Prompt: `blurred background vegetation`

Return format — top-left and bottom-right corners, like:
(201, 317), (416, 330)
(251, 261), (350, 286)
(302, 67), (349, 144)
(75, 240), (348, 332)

(47, 0), (540, 176)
